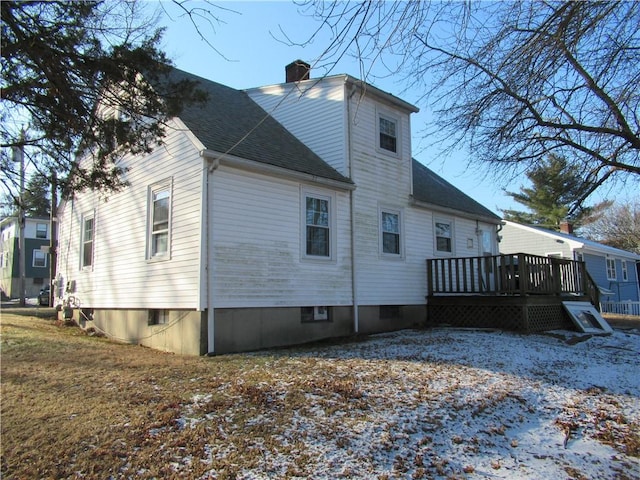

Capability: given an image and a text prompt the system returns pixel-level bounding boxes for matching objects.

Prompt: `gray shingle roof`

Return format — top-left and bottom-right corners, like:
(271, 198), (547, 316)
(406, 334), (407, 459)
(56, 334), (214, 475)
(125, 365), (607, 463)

(165, 68), (352, 185)
(412, 160), (501, 222)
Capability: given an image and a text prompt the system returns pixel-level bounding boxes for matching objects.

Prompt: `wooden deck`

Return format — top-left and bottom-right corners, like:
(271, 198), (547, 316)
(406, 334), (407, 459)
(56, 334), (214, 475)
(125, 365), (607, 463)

(426, 253), (599, 332)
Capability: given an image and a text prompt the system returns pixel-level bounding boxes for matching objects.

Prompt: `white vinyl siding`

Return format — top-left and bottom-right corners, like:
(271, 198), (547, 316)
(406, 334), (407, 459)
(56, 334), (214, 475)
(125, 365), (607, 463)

(55, 119), (203, 309)
(247, 79), (348, 175)
(211, 168), (352, 308)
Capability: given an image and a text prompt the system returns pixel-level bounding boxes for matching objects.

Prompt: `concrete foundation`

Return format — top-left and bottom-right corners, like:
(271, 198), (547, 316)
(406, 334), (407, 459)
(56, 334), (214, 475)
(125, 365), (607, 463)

(65, 304), (427, 355)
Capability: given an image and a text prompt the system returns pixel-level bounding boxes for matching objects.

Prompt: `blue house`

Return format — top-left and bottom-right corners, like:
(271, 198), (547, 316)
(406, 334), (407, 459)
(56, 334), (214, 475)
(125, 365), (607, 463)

(500, 220), (640, 311)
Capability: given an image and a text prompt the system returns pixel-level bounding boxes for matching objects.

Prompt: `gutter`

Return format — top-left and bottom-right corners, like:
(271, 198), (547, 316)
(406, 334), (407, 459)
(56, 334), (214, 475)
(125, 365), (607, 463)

(410, 197), (502, 225)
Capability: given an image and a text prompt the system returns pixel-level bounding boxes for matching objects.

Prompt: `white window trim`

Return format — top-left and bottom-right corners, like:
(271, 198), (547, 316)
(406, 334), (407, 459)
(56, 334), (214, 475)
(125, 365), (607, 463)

(434, 217), (455, 256)
(621, 260), (628, 281)
(147, 179), (173, 262)
(376, 108), (401, 157)
(379, 205), (404, 259)
(36, 223), (48, 239)
(300, 187), (336, 262)
(606, 257), (617, 281)
(32, 249), (47, 268)
(80, 211), (95, 270)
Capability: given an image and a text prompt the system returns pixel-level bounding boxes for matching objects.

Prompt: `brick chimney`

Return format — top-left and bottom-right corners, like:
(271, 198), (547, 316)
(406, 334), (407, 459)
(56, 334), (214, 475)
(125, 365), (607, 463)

(559, 220), (574, 234)
(285, 60), (310, 83)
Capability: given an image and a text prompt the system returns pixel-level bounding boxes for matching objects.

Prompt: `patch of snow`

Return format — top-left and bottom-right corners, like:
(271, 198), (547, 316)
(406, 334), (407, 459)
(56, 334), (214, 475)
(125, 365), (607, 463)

(176, 328), (640, 479)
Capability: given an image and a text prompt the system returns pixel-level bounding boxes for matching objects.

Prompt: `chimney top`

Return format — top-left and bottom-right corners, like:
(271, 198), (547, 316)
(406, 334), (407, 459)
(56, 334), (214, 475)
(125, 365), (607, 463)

(559, 220), (574, 234)
(285, 60), (310, 83)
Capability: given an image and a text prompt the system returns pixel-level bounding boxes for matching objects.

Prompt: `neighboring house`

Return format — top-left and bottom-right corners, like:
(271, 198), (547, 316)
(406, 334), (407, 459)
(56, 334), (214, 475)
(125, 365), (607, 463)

(0, 216), (51, 298)
(55, 61), (501, 355)
(499, 220), (640, 304)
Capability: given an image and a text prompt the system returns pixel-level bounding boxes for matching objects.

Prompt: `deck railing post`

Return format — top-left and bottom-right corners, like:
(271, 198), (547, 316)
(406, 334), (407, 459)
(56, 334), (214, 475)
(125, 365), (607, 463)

(427, 259), (434, 297)
(518, 253), (527, 295)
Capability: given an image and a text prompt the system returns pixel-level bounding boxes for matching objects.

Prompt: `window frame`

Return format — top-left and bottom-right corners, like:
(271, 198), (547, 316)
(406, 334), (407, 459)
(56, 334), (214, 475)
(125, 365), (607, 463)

(379, 206), (403, 258)
(301, 306), (331, 323)
(376, 109), (400, 157)
(301, 188), (335, 262)
(36, 223), (48, 239)
(32, 249), (47, 268)
(80, 212), (95, 270)
(147, 179), (173, 261)
(621, 260), (628, 281)
(434, 217), (454, 256)
(606, 257), (617, 280)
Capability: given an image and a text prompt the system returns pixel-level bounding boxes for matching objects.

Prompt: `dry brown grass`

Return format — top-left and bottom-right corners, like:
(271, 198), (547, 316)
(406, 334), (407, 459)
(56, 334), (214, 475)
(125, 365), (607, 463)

(2, 311), (638, 479)
(0, 312), (374, 479)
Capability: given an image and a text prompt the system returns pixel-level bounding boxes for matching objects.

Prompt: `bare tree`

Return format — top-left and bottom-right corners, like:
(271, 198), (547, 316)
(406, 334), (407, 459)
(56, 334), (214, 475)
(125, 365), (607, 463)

(293, 1), (640, 214)
(582, 200), (640, 254)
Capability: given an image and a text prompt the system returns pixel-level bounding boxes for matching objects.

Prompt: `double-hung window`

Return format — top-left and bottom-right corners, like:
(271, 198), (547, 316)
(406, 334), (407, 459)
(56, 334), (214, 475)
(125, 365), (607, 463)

(81, 214), (94, 268)
(148, 181), (172, 260)
(435, 219), (453, 254)
(621, 260), (628, 281)
(380, 208), (402, 256)
(305, 195), (330, 257)
(33, 250), (47, 268)
(606, 257), (616, 280)
(36, 223), (47, 239)
(378, 115), (398, 154)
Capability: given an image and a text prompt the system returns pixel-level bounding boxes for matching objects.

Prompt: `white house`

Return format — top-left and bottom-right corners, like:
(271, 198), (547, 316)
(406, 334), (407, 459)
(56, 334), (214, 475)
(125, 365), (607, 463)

(55, 61), (502, 355)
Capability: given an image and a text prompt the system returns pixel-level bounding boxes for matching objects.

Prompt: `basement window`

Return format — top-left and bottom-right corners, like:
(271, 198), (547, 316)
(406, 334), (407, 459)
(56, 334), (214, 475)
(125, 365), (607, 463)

(148, 309), (169, 326)
(301, 306), (330, 322)
(380, 305), (401, 320)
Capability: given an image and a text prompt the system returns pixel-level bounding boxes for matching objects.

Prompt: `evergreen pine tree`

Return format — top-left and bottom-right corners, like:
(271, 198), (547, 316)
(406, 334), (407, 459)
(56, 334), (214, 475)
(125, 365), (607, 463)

(501, 154), (608, 230)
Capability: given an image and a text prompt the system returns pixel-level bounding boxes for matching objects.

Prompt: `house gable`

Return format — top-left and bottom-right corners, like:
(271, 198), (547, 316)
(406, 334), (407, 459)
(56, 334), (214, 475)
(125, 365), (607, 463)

(162, 68), (352, 186)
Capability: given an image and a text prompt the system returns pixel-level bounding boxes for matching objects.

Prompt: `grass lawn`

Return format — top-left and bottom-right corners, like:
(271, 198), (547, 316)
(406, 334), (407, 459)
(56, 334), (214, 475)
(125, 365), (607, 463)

(1, 310), (639, 479)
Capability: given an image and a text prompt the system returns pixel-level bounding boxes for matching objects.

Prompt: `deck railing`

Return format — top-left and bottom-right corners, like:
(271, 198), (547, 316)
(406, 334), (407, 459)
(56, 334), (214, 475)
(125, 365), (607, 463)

(427, 253), (594, 299)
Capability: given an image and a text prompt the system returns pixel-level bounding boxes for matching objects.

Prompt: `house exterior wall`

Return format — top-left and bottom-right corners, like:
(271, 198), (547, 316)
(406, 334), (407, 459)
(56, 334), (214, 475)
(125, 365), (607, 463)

(500, 222), (640, 303)
(0, 217), (50, 298)
(583, 252), (639, 302)
(250, 75), (501, 335)
(209, 166), (353, 308)
(55, 119), (205, 312)
(247, 78), (348, 176)
(499, 222), (573, 258)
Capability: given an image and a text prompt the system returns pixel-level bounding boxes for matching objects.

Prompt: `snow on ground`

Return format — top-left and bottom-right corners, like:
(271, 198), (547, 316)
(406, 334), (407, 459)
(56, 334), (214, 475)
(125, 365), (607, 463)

(178, 328), (640, 479)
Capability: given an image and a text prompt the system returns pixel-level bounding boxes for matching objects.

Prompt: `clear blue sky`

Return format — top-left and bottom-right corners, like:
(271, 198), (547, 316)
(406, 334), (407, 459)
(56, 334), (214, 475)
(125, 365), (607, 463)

(157, 1), (632, 215)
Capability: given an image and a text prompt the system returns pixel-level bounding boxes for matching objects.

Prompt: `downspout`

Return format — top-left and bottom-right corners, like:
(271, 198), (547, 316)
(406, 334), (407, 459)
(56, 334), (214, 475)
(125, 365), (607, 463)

(346, 79), (359, 333)
(201, 151), (220, 355)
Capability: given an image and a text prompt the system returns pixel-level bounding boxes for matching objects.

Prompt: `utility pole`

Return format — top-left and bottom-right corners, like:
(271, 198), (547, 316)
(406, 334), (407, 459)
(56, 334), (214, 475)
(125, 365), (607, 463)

(13, 131), (26, 306)
(49, 171), (57, 306)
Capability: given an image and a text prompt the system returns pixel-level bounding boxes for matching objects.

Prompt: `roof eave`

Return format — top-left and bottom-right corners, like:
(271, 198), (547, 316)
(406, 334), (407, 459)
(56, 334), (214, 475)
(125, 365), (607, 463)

(200, 149), (355, 192)
(410, 197), (502, 224)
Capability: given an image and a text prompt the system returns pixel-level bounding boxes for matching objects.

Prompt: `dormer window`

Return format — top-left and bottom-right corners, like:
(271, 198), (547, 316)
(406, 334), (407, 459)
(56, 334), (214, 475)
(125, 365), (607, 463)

(378, 115), (397, 153)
